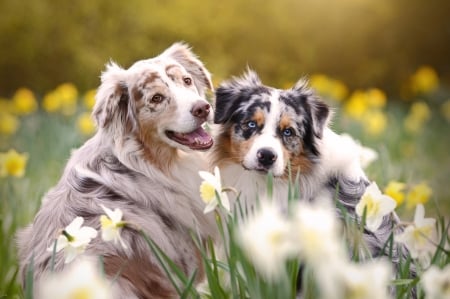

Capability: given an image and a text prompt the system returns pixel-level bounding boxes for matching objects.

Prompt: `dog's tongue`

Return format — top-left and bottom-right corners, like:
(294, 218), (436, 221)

(168, 126), (213, 150)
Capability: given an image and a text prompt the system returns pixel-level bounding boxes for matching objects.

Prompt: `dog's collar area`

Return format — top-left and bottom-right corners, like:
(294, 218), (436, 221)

(166, 127), (213, 150)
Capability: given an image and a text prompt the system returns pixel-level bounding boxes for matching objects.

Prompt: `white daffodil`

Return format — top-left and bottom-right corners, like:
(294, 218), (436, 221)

(48, 216), (98, 264)
(236, 201), (297, 281)
(292, 201), (344, 265)
(356, 182), (397, 232)
(396, 204), (437, 266)
(318, 259), (393, 299)
(100, 204), (127, 249)
(198, 166), (230, 213)
(38, 257), (113, 299)
(421, 264), (450, 299)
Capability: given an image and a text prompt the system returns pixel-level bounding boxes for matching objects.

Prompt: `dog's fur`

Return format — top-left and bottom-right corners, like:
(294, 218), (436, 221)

(210, 70), (406, 267)
(17, 43), (217, 299)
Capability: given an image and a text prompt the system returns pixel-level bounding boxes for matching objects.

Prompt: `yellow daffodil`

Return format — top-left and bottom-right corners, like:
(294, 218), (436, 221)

(38, 258), (113, 299)
(384, 181), (406, 206)
(366, 88), (387, 108)
(77, 112), (96, 136)
(362, 109), (387, 136)
(396, 204), (437, 266)
(42, 90), (62, 113)
(356, 182), (396, 232)
(100, 204), (127, 249)
(344, 90), (368, 120)
(0, 112), (20, 136)
(406, 182), (432, 209)
(47, 216), (98, 264)
(198, 166), (230, 213)
(310, 74), (348, 102)
(56, 83), (78, 116)
(83, 89), (97, 110)
(12, 87), (38, 115)
(0, 149), (29, 178)
(410, 65), (439, 95)
(404, 101), (431, 134)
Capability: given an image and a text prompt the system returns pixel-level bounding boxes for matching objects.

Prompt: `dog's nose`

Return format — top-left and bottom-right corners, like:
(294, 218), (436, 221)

(191, 101), (210, 120)
(257, 148), (277, 167)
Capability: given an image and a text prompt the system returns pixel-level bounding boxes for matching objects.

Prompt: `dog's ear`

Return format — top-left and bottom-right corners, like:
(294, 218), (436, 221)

(162, 42), (213, 96)
(93, 62), (137, 132)
(214, 69), (263, 124)
(292, 79), (330, 139)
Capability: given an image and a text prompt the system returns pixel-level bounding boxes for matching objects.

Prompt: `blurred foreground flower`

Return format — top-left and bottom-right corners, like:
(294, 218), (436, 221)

(421, 264), (450, 299)
(100, 204), (127, 249)
(38, 258), (113, 299)
(410, 65), (439, 95)
(292, 201), (343, 265)
(384, 181), (406, 206)
(318, 259), (392, 299)
(77, 112), (96, 135)
(0, 149), (28, 178)
(48, 216), (98, 264)
(199, 166), (230, 213)
(237, 201), (297, 280)
(356, 182), (396, 232)
(406, 182), (432, 209)
(12, 87), (38, 115)
(396, 204), (437, 266)
(0, 112), (20, 136)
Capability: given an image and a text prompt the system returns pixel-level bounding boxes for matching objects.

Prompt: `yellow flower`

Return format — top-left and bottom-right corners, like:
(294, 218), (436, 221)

(12, 88), (38, 115)
(362, 109), (387, 136)
(0, 149), (29, 178)
(406, 182), (432, 209)
(83, 89), (97, 110)
(366, 88), (387, 108)
(344, 90), (368, 120)
(42, 90), (62, 113)
(0, 112), (20, 135)
(441, 100), (450, 122)
(410, 65), (439, 95)
(384, 181), (406, 206)
(57, 83), (78, 116)
(404, 101), (431, 134)
(77, 113), (96, 136)
(310, 74), (348, 102)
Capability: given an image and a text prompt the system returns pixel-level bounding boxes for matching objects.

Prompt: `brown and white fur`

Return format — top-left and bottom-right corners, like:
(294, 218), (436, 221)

(17, 43), (217, 298)
(210, 70), (407, 272)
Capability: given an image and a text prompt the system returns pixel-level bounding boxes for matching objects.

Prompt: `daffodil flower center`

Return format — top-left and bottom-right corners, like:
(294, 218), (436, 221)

(62, 230), (75, 242)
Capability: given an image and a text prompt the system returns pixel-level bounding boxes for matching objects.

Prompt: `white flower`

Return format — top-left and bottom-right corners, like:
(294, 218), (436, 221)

(100, 204), (127, 249)
(38, 257), (113, 299)
(292, 201), (344, 265)
(421, 264), (450, 299)
(236, 201), (297, 280)
(356, 182), (397, 232)
(318, 259), (393, 299)
(48, 217), (98, 264)
(199, 166), (230, 213)
(396, 204), (437, 266)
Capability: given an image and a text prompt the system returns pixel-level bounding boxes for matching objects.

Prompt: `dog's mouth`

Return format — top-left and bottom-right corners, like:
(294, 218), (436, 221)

(166, 126), (213, 150)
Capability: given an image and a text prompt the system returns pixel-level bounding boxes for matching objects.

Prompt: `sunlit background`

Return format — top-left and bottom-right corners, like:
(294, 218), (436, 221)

(0, 1), (449, 297)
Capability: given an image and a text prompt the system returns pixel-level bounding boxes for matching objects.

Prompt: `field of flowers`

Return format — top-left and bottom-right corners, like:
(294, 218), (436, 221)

(0, 66), (449, 298)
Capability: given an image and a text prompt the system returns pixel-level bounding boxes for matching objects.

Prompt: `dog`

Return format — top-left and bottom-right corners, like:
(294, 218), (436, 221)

(17, 43), (217, 298)
(210, 70), (410, 279)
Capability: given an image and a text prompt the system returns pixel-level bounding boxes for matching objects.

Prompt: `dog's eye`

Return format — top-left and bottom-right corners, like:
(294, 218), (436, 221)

(151, 94), (164, 103)
(183, 77), (192, 86)
(282, 128), (294, 137)
(247, 121), (257, 129)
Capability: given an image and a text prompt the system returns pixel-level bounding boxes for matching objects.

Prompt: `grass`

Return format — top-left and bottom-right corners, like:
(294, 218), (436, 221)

(0, 83), (449, 298)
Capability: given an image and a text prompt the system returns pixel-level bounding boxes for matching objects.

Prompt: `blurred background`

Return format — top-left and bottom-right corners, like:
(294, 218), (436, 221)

(0, 1), (449, 297)
(1, 0), (449, 95)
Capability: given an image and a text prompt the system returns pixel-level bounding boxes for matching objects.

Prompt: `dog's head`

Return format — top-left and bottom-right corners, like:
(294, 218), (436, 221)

(93, 42), (214, 151)
(213, 70), (330, 177)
